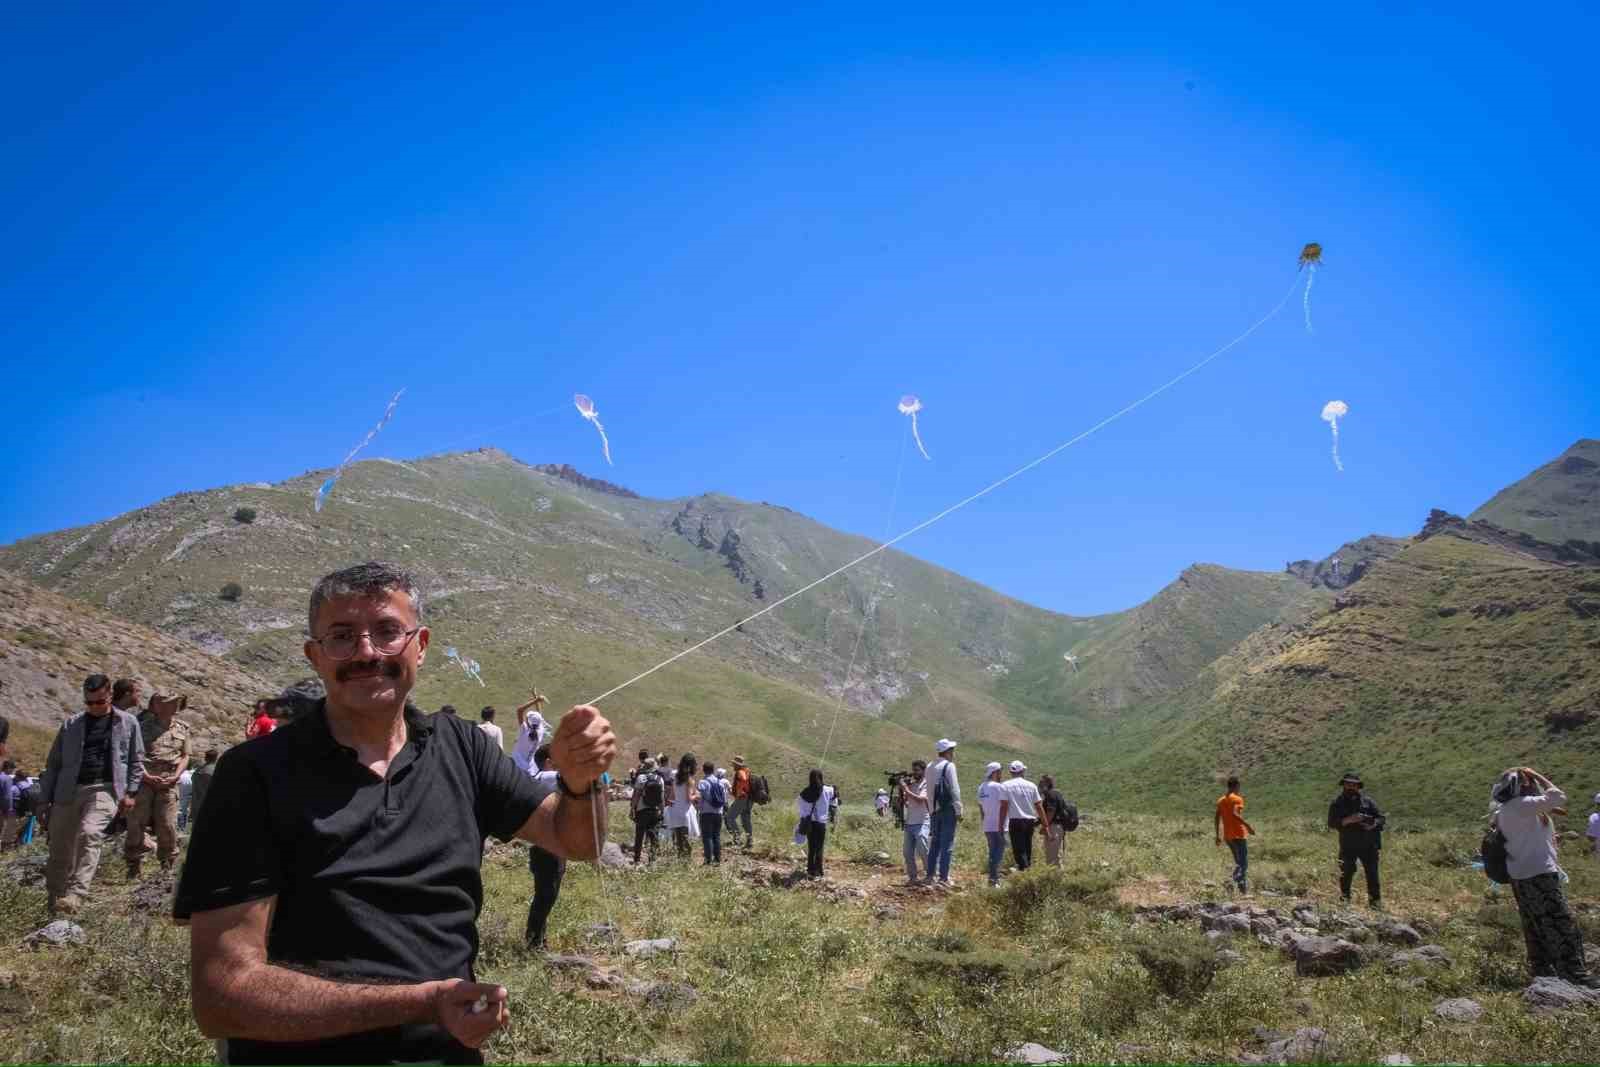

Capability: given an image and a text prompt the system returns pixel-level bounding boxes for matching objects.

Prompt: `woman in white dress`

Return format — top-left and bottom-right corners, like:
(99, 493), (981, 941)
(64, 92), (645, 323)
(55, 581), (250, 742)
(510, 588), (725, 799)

(664, 753), (699, 860)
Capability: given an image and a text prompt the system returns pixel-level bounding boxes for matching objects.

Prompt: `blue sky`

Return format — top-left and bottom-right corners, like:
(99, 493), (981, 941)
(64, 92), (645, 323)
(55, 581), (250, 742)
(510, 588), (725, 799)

(2, 4), (1596, 615)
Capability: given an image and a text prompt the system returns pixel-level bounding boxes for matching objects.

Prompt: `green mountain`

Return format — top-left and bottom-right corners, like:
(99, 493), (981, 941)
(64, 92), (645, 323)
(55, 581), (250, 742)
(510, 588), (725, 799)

(1470, 438), (1600, 546)
(0, 449), (1315, 792)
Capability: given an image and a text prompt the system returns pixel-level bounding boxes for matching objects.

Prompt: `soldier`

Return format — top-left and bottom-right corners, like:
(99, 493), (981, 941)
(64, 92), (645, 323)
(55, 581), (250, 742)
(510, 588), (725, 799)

(125, 691), (191, 878)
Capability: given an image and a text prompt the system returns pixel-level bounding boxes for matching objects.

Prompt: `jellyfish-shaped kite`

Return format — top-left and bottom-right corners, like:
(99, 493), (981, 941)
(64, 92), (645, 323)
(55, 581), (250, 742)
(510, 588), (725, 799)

(1320, 400), (1349, 472)
(1298, 243), (1322, 333)
(573, 393), (612, 466)
(898, 394), (931, 461)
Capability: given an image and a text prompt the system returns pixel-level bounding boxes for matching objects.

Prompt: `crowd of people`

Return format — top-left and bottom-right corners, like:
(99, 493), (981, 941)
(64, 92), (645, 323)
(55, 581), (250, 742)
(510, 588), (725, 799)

(2, 556), (1598, 1063)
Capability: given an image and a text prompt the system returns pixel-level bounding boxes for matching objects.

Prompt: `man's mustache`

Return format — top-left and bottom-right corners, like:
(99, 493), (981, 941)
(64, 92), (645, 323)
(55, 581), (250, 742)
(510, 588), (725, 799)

(336, 659), (403, 683)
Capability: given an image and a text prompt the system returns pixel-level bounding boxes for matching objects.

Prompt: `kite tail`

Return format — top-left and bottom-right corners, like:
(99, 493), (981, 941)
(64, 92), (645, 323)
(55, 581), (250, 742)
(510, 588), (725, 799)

(593, 419), (613, 465)
(910, 412), (931, 461)
(1303, 267), (1316, 334)
(1330, 420), (1343, 472)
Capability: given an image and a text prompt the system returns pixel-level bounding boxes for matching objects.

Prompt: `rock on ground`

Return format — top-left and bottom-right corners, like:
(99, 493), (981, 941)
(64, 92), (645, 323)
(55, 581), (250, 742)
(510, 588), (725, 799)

(623, 937), (679, 958)
(1261, 1027), (1328, 1065)
(599, 842), (628, 868)
(1389, 945), (1454, 970)
(1293, 936), (1365, 977)
(1008, 1042), (1069, 1064)
(1379, 1055), (1413, 1065)
(24, 920), (85, 948)
(1522, 976), (1600, 1013)
(1373, 920), (1423, 946)
(1432, 997), (1483, 1022)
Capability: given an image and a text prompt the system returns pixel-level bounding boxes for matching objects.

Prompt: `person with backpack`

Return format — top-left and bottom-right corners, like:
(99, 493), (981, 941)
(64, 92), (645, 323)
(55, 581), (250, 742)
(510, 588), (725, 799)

(1215, 775), (1256, 894)
(1326, 770), (1385, 909)
(630, 758), (664, 864)
(1038, 775), (1076, 867)
(695, 761), (727, 865)
(1491, 767), (1597, 987)
(728, 756), (754, 848)
(796, 770), (836, 879)
(921, 739), (963, 887)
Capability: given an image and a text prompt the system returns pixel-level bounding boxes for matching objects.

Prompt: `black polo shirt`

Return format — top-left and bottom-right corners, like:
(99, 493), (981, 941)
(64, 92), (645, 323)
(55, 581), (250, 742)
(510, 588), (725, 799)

(174, 699), (552, 1065)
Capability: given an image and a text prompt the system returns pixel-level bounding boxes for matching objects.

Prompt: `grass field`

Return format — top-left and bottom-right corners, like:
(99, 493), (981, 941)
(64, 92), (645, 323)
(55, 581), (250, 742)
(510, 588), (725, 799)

(2, 801), (1597, 1064)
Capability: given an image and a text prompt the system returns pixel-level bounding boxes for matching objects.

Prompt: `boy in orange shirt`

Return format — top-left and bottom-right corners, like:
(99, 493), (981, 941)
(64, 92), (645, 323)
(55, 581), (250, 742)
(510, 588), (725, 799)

(1215, 776), (1256, 894)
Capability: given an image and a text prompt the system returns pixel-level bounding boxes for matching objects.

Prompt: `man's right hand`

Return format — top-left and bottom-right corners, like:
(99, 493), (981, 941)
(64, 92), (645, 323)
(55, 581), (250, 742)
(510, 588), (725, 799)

(432, 979), (509, 1048)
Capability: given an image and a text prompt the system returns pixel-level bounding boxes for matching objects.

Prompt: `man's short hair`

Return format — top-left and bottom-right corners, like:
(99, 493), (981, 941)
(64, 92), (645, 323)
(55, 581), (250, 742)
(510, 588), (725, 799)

(912, 759), (927, 772)
(534, 744), (552, 771)
(307, 561), (423, 635)
(1227, 776), (1240, 791)
(480, 707), (495, 721)
(112, 678), (139, 701)
(439, 705), (457, 716)
(638, 748), (650, 761)
(204, 748), (220, 763)
(1, 758), (14, 773)
(83, 673), (111, 694)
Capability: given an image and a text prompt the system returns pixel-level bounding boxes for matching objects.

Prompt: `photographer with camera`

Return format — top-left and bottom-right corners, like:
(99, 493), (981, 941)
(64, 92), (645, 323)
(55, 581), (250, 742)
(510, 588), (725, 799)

(1326, 770), (1386, 909)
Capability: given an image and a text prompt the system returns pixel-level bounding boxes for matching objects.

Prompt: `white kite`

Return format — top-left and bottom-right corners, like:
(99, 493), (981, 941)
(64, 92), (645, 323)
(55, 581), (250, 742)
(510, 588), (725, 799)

(444, 646), (486, 687)
(1321, 400), (1349, 472)
(573, 393), (612, 466)
(898, 394), (930, 461)
(314, 388), (406, 512)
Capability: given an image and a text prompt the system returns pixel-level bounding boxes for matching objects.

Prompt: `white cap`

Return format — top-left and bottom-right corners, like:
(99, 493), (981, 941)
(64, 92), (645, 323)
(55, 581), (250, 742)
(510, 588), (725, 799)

(877, 788), (888, 795)
(1010, 760), (1027, 773)
(936, 738), (957, 753)
(1593, 792), (1600, 806)
(716, 768), (728, 778)
(985, 761), (1003, 774)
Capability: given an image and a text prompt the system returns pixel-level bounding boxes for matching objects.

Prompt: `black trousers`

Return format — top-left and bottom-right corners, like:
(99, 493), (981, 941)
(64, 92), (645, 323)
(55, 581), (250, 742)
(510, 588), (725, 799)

(1339, 843), (1381, 903)
(526, 845), (566, 948)
(633, 810), (661, 863)
(1009, 818), (1038, 871)
(806, 822), (828, 877)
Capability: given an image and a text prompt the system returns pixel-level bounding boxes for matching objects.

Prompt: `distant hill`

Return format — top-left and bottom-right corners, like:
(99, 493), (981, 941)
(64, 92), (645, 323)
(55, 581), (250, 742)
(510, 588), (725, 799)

(1471, 438), (1600, 546)
(0, 448), (1312, 793)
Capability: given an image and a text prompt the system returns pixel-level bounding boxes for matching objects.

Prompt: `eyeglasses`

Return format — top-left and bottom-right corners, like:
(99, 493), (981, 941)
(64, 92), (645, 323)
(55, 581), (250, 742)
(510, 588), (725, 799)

(311, 624), (421, 661)
(84, 697), (111, 706)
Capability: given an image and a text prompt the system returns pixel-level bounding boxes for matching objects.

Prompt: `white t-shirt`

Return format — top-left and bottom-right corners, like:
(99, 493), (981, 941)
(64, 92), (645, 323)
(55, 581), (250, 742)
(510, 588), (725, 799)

(1003, 777), (1042, 823)
(875, 793), (890, 812)
(1497, 786), (1565, 880)
(477, 721), (505, 750)
(1586, 812), (1600, 840)
(798, 786), (836, 825)
(977, 780), (1010, 832)
(901, 778), (930, 826)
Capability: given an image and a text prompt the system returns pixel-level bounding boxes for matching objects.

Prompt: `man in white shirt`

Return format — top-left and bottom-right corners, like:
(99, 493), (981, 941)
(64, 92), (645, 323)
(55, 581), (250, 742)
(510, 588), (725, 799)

(921, 739), (962, 887)
(900, 760), (930, 885)
(977, 762), (1010, 887)
(477, 707), (505, 751)
(1003, 761), (1045, 872)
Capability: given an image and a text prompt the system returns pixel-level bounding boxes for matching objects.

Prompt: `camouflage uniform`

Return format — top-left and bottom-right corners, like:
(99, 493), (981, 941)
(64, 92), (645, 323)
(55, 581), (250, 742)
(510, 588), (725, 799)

(125, 711), (190, 874)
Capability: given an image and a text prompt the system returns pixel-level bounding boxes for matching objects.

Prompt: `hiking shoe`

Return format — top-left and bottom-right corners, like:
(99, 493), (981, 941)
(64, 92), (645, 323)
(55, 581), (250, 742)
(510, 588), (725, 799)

(50, 895), (81, 916)
(1369, 900), (1385, 912)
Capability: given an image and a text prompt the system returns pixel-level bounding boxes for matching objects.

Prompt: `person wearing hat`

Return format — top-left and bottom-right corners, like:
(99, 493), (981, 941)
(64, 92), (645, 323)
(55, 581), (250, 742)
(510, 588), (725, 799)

(875, 788), (890, 818)
(728, 756), (754, 849)
(1002, 760), (1045, 872)
(1326, 770), (1386, 908)
(977, 762), (1011, 887)
(125, 690), (192, 878)
(921, 739), (963, 886)
(1587, 793), (1600, 859)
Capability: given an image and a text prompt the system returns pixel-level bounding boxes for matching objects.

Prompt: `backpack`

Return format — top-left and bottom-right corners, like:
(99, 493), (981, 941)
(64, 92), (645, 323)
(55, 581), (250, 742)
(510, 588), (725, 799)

(750, 774), (771, 806)
(13, 781), (32, 818)
(1480, 825), (1511, 885)
(1062, 801), (1080, 833)
(931, 762), (954, 813)
(702, 778), (726, 811)
(637, 772), (664, 812)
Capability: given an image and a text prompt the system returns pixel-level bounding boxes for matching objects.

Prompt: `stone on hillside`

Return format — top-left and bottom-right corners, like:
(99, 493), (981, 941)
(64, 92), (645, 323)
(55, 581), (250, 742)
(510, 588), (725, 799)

(1293, 936), (1364, 977)
(600, 842), (628, 868)
(544, 953), (598, 971)
(1262, 1027), (1328, 1064)
(24, 920), (85, 948)
(1201, 912), (1252, 936)
(1373, 920), (1422, 946)
(1389, 945), (1453, 970)
(1008, 1042), (1069, 1064)
(641, 981), (699, 1010)
(1522, 976), (1600, 1013)
(623, 937), (678, 958)
(1432, 997), (1483, 1022)
(584, 969), (624, 991)
(1380, 1055), (1413, 1065)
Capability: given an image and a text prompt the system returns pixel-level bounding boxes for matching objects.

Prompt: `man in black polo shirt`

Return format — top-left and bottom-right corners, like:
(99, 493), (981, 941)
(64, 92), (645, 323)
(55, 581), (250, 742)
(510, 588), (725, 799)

(175, 561), (617, 1064)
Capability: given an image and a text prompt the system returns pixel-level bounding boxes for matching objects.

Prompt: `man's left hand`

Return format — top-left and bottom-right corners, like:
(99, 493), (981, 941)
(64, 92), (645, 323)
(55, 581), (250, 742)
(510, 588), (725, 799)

(549, 705), (616, 792)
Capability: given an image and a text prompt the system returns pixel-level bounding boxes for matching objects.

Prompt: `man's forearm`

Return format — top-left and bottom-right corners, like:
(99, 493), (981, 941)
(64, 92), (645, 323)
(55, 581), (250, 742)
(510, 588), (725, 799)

(194, 959), (435, 1042)
(550, 790), (606, 861)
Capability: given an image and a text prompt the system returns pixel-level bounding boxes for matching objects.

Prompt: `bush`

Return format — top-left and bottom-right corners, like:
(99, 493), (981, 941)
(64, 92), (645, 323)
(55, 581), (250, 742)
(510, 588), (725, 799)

(232, 507), (257, 524)
(1132, 927), (1220, 1001)
(989, 868), (1120, 933)
(219, 582), (243, 602)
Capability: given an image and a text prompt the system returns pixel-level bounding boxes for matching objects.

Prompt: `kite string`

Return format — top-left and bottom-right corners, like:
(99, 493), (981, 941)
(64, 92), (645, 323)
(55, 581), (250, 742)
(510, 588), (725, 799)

(819, 425), (910, 770)
(584, 275), (1301, 706)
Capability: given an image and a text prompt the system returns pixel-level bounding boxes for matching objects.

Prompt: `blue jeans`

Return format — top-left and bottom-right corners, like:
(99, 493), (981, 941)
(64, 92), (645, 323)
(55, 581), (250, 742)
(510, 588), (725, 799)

(701, 812), (723, 864)
(927, 807), (958, 882)
(986, 830), (1007, 884)
(902, 821), (929, 880)
(1227, 837), (1248, 888)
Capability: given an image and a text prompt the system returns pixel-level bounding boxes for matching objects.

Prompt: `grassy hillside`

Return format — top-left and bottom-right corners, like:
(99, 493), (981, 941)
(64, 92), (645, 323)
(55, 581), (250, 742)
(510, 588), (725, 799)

(1471, 438), (1600, 545)
(0, 449), (1311, 799)
(1100, 526), (1600, 816)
